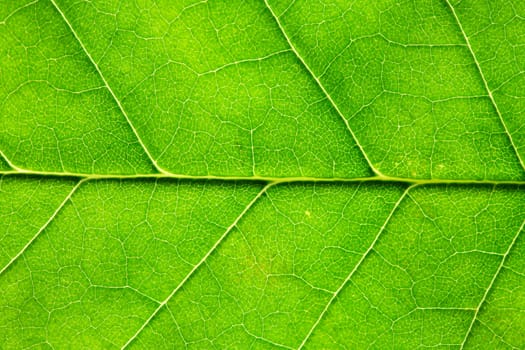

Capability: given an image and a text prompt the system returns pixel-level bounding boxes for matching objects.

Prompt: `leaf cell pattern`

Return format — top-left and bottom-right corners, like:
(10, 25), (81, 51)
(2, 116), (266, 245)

(1, 0), (524, 349)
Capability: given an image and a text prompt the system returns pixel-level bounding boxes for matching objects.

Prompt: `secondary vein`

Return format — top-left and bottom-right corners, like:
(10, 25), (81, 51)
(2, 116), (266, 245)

(120, 183), (274, 349)
(296, 184), (414, 349)
(444, 0), (525, 173)
(0, 179), (84, 276)
(48, 0), (168, 175)
(0, 149), (21, 171)
(262, 0), (383, 178)
(459, 219), (525, 349)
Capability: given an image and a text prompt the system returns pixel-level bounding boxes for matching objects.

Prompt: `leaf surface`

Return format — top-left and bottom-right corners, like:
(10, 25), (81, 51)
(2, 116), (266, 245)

(1, 0), (524, 349)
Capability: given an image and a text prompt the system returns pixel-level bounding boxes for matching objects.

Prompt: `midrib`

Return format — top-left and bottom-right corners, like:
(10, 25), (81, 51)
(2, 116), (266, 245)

(1, 169), (524, 186)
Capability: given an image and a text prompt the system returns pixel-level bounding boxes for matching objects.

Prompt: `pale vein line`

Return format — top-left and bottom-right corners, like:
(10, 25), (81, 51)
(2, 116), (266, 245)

(48, 0), (169, 175)
(121, 183), (274, 349)
(262, 0), (383, 177)
(0, 179), (84, 276)
(445, 0), (525, 172)
(459, 219), (525, 349)
(0, 149), (21, 171)
(199, 49), (293, 76)
(297, 185), (414, 349)
(0, 0), (39, 25)
(2, 169), (525, 186)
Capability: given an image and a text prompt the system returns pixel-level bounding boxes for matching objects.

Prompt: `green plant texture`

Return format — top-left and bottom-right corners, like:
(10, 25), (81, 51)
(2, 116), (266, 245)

(1, 0), (525, 349)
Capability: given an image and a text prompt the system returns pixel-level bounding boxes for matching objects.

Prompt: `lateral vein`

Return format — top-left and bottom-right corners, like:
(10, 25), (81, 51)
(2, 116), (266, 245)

(459, 219), (525, 349)
(48, 0), (169, 175)
(0, 179), (84, 276)
(262, 0), (382, 177)
(0, 149), (23, 172)
(120, 183), (274, 349)
(297, 185), (413, 349)
(444, 0), (525, 172)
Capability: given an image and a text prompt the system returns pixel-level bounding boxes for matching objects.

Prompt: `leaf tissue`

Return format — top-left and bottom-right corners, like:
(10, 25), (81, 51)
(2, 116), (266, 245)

(1, 0), (524, 349)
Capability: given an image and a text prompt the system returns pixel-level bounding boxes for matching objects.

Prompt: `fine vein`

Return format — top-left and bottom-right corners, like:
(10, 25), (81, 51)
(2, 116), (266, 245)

(121, 183), (274, 348)
(297, 185), (413, 349)
(48, 0), (168, 175)
(445, 0), (525, 172)
(262, 0), (383, 177)
(0, 179), (84, 276)
(459, 219), (525, 349)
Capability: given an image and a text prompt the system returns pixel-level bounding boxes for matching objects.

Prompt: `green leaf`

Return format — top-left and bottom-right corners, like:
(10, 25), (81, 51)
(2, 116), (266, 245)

(1, 0), (524, 349)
